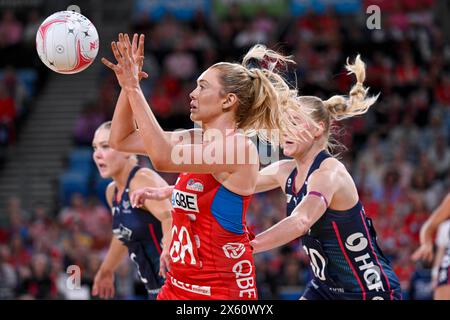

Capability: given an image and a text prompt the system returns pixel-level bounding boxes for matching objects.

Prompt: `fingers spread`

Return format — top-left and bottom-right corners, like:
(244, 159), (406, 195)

(124, 34), (133, 62)
(116, 41), (127, 61)
(101, 57), (116, 71)
(132, 33), (138, 55)
(111, 42), (122, 63)
(138, 34), (145, 57)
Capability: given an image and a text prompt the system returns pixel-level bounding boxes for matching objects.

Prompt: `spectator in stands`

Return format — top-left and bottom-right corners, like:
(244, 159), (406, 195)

(0, 10), (23, 48)
(0, 245), (17, 299)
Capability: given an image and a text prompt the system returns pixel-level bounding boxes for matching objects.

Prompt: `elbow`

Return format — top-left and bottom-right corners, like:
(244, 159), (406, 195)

(149, 146), (173, 171)
(150, 154), (172, 171)
(108, 135), (122, 151)
(151, 156), (165, 171)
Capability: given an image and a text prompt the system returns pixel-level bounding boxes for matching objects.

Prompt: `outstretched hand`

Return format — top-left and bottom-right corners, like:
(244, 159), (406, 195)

(92, 269), (115, 299)
(159, 245), (171, 279)
(130, 186), (174, 208)
(102, 33), (148, 90)
(411, 242), (434, 263)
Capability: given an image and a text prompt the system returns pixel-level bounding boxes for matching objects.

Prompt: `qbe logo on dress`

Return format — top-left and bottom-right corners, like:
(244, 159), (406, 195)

(172, 189), (199, 213)
(223, 243), (246, 259)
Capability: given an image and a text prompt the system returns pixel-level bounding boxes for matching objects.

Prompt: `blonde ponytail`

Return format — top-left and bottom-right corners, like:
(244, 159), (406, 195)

(324, 55), (379, 120)
(211, 45), (310, 145)
(242, 44), (295, 73)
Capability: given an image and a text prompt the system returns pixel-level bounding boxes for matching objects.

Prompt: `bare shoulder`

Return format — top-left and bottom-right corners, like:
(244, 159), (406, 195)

(320, 157), (346, 171)
(232, 132), (257, 149)
(270, 159), (295, 192)
(309, 157), (346, 184)
(130, 167), (168, 190)
(278, 159), (296, 172)
(227, 132), (259, 164)
(105, 181), (116, 208)
(106, 181), (116, 195)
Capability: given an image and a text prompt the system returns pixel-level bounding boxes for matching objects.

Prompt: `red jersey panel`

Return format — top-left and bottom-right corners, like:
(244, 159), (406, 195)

(157, 173), (257, 300)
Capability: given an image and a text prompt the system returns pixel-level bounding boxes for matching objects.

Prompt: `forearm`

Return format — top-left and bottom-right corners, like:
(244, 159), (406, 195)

(252, 215), (306, 253)
(99, 237), (128, 273)
(161, 215), (173, 250)
(419, 221), (435, 246)
(110, 89), (137, 148)
(125, 87), (173, 164)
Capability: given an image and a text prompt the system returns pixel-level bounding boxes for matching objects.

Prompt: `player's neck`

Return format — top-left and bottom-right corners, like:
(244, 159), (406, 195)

(294, 143), (324, 172)
(202, 117), (237, 141)
(113, 161), (136, 192)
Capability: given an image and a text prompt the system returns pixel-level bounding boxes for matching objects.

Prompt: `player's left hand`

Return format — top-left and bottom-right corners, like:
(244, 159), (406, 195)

(102, 33), (144, 91)
(411, 242), (434, 263)
(159, 245), (171, 279)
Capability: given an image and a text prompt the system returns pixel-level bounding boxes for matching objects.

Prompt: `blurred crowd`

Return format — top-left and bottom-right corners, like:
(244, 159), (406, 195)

(1, 0), (449, 299)
(0, 8), (48, 167)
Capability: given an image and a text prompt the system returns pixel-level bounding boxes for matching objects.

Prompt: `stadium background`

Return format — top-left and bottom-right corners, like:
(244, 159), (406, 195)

(0, 0), (449, 300)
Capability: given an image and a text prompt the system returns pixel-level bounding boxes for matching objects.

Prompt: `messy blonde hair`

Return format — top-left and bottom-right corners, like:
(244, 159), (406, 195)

(298, 55), (379, 154)
(210, 44), (307, 145)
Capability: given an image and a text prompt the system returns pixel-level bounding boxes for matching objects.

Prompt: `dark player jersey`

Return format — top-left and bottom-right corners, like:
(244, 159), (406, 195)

(285, 151), (401, 299)
(112, 166), (164, 294)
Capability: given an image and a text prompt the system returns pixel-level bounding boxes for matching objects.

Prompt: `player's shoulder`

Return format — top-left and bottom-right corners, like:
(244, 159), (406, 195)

(309, 157), (343, 181)
(131, 167), (166, 189)
(318, 156), (346, 173)
(272, 159), (296, 177)
(106, 181), (116, 194)
(132, 167), (158, 183)
(231, 132), (258, 150)
(278, 159), (296, 170)
(105, 181), (116, 207)
(271, 159), (296, 190)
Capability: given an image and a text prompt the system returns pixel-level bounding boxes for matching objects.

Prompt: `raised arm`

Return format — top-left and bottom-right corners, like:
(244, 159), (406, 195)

(108, 34), (148, 155)
(103, 34), (258, 175)
(107, 34), (201, 155)
(251, 167), (339, 253)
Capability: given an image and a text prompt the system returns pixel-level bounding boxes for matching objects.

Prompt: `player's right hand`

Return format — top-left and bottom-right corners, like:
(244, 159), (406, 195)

(159, 245), (171, 279)
(411, 242), (434, 263)
(131, 186), (174, 208)
(129, 33), (148, 81)
(92, 269), (115, 299)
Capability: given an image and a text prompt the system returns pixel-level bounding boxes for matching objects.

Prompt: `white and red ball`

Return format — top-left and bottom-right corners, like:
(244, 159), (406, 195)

(36, 11), (99, 74)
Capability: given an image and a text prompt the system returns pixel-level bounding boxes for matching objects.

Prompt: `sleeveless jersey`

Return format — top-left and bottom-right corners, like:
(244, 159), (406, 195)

(158, 173), (257, 300)
(437, 221), (450, 287)
(112, 166), (164, 295)
(285, 151), (401, 300)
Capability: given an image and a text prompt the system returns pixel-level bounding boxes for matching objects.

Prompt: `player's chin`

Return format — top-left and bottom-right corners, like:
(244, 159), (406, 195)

(282, 145), (295, 157)
(189, 111), (203, 123)
(97, 168), (111, 179)
(189, 112), (198, 122)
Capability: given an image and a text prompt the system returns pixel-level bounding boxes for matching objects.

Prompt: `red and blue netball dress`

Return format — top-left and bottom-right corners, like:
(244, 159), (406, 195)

(157, 173), (257, 300)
